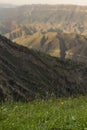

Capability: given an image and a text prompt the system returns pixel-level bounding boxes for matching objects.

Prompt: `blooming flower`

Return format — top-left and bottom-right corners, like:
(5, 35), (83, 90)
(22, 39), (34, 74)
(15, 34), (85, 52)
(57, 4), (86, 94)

(61, 102), (64, 105)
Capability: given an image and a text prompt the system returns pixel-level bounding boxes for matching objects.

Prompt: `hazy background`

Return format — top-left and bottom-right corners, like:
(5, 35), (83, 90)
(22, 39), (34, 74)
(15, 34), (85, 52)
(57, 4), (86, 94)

(0, 0), (87, 5)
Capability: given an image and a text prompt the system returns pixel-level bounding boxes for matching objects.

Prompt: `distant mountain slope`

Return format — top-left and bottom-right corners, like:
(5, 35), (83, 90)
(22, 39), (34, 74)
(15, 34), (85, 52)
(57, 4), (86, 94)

(0, 5), (87, 62)
(1, 5), (87, 35)
(0, 4), (17, 8)
(12, 32), (87, 62)
(0, 35), (87, 102)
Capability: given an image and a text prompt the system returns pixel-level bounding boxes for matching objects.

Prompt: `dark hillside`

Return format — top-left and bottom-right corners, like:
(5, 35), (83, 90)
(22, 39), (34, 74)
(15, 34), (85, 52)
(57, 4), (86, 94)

(0, 35), (87, 102)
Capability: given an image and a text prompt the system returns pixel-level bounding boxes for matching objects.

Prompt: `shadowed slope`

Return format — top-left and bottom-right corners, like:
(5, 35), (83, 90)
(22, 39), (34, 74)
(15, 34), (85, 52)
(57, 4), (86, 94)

(0, 35), (87, 102)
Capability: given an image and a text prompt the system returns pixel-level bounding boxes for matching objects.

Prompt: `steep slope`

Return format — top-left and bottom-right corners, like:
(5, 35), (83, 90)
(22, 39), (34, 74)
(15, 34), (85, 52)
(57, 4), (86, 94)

(0, 35), (87, 102)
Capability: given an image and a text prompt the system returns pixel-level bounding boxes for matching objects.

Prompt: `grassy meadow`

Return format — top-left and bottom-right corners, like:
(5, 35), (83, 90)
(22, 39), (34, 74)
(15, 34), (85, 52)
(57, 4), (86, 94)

(0, 96), (87, 130)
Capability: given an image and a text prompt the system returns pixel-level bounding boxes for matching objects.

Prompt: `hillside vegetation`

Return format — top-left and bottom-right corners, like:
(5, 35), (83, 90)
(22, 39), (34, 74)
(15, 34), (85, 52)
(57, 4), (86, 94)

(0, 96), (87, 130)
(0, 35), (87, 102)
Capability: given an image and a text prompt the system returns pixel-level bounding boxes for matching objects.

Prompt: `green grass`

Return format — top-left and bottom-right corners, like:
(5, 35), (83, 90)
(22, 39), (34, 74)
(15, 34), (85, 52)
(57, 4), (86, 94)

(0, 96), (87, 130)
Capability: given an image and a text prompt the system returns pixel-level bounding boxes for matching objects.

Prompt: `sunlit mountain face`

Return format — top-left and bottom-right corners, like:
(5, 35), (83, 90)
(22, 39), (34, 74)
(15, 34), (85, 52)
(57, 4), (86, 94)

(0, 4), (87, 62)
